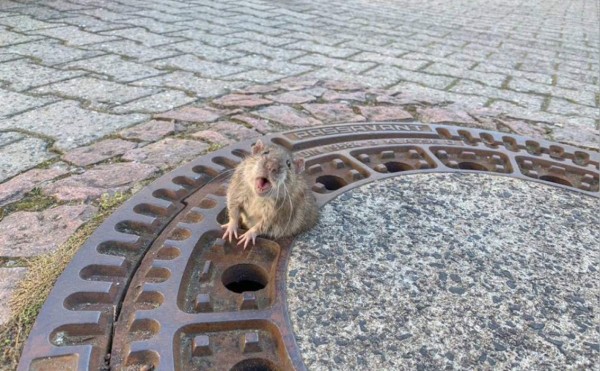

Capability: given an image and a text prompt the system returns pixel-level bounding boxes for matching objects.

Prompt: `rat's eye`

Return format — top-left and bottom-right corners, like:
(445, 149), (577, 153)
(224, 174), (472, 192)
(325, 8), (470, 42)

(263, 150), (269, 155)
(286, 160), (291, 168)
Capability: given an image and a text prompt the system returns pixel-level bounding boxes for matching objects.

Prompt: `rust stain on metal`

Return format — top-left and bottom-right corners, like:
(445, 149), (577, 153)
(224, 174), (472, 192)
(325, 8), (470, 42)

(18, 123), (599, 370)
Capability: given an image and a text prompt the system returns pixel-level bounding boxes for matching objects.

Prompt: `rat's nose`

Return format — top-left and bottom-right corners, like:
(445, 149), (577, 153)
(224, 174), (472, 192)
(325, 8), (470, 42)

(266, 161), (280, 174)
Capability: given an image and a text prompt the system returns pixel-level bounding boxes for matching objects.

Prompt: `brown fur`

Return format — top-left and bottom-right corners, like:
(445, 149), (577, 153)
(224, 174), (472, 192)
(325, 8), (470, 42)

(225, 140), (318, 240)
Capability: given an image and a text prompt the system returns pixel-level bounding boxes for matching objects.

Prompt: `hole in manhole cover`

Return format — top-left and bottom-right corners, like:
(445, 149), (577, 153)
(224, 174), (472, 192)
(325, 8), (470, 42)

(222, 264), (268, 293)
(457, 161), (488, 171)
(315, 174), (347, 191)
(230, 358), (280, 371)
(382, 161), (413, 172)
(18, 122), (599, 370)
(538, 174), (573, 186)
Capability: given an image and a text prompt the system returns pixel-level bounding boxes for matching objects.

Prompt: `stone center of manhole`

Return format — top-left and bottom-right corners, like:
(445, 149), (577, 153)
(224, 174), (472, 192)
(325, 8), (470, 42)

(287, 173), (599, 370)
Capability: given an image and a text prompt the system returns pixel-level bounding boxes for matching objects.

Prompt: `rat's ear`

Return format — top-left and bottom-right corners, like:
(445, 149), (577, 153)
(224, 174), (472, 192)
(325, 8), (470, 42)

(252, 139), (265, 155)
(294, 158), (305, 174)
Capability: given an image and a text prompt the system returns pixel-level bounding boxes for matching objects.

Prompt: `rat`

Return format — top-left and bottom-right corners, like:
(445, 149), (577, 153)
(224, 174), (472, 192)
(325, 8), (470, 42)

(222, 138), (319, 248)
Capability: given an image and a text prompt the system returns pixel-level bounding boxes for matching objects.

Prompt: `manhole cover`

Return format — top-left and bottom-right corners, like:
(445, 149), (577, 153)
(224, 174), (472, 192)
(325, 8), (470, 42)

(18, 123), (599, 370)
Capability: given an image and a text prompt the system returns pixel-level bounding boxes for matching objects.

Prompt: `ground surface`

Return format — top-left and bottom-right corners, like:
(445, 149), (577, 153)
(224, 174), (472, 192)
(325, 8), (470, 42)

(1, 0), (599, 182)
(288, 173), (599, 370)
(0, 0), (598, 367)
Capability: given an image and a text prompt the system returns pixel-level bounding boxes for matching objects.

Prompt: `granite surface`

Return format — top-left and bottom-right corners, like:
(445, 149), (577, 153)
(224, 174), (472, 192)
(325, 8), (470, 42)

(287, 173), (599, 370)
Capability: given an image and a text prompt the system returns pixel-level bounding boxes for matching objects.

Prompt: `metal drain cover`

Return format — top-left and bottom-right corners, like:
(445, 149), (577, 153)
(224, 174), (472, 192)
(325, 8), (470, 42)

(18, 123), (599, 370)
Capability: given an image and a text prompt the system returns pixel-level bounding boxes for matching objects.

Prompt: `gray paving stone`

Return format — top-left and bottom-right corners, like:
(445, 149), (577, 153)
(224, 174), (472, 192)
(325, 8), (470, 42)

(451, 80), (543, 109)
(351, 51), (429, 70)
(0, 1), (22, 10)
(285, 40), (359, 58)
(0, 40), (104, 65)
(229, 55), (312, 75)
(0, 60), (86, 91)
(391, 82), (489, 108)
(302, 68), (392, 87)
(31, 77), (155, 107)
(51, 15), (128, 33)
(29, 25), (118, 46)
(153, 54), (246, 78)
(228, 31), (295, 47)
(5, 5), (76, 20)
(221, 69), (285, 84)
(0, 30), (42, 46)
(101, 27), (184, 46)
(0, 133), (55, 183)
(227, 6), (278, 19)
(546, 98), (599, 118)
(81, 40), (179, 62)
(509, 78), (596, 107)
(134, 9), (192, 23)
(366, 65), (455, 90)
(0, 53), (22, 63)
(0, 132), (22, 147)
(473, 63), (553, 85)
(61, 54), (163, 82)
(406, 52), (480, 69)
(130, 71), (245, 97)
(552, 121), (600, 150)
(164, 29), (243, 47)
(424, 62), (508, 87)
(0, 101), (147, 150)
(555, 75), (598, 92)
(43, 0), (93, 11)
(555, 70), (598, 86)
(0, 89), (55, 118)
(99, 1), (144, 13)
(173, 20), (237, 36)
(76, 8), (135, 21)
(285, 31), (351, 46)
(166, 40), (243, 61)
(114, 16), (188, 33)
(230, 20), (287, 36)
(111, 90), (196, 114)
(0, 15), (64, 31)
(231, 41), (306, 60)
(293, 54), (374, 74)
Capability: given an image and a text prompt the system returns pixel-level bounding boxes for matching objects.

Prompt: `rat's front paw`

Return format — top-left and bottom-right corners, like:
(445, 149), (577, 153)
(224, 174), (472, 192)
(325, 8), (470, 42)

(221, 222), (238, 242)
(237, 228), (258, 249)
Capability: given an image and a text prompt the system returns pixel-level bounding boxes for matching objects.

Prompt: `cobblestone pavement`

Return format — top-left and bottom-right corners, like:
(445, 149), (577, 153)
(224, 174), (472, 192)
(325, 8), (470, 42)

(1, 0), (599, 182)
(0, 0), (599, 346)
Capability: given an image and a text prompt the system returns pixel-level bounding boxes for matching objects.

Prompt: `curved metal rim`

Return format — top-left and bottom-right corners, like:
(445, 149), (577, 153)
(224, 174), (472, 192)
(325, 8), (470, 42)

(18, 122), (599, 371)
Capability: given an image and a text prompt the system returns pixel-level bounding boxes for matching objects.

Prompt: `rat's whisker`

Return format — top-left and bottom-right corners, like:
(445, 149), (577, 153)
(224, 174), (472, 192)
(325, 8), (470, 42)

(282, 182), (294, 234)
(274, 182), (284, 211)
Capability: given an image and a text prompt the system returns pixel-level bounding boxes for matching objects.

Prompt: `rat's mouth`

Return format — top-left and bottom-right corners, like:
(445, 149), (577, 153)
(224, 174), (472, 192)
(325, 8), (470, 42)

(255, 177), (272, 195)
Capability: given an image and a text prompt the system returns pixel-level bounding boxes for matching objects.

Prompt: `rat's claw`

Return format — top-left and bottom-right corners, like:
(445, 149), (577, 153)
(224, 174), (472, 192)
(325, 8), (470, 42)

(221, 223), (238, 242)
(237, 229), (258, 249)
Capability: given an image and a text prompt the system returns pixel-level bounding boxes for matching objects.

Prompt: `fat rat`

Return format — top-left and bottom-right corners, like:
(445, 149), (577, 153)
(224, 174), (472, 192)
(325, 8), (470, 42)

(222, 139), (319, 248)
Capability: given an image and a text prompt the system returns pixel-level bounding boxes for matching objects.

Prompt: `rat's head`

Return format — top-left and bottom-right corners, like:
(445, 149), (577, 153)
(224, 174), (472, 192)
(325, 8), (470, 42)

(249, 139), (305, 198)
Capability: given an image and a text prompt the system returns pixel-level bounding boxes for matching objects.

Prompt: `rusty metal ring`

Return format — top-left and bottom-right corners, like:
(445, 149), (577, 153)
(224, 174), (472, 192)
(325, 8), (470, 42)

(19, 122), (599, 370)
